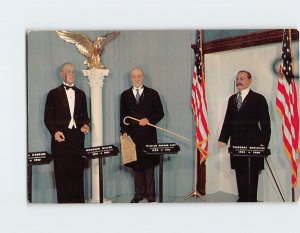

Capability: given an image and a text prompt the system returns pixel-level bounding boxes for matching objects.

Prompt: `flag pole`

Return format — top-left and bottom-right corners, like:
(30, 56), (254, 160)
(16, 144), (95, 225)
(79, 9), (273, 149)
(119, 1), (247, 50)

(184, 146), (205, 201)
(264, 157), (286, 202)
(288, 29), (296, 202)
(185, 29), (206, 201)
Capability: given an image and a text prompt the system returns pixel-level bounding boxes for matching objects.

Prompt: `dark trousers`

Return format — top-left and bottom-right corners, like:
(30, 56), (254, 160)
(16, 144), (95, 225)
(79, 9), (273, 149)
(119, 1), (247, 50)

(235, 166), (259, 202)
(54, 157), (84, 203)
(53, 128), (85, 203)
(133, 166), (156, 202)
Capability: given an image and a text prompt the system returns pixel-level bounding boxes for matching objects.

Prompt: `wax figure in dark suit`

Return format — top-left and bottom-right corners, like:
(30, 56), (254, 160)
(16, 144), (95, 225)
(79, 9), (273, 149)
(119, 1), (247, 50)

(120, 67), (164, 203)
(218, 70), (271, 202)
(44, 63), (90, 203)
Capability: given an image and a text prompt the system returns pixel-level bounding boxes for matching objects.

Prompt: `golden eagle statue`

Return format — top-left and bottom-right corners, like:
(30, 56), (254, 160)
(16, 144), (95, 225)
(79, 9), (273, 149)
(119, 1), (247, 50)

(56, 31), (120, 69)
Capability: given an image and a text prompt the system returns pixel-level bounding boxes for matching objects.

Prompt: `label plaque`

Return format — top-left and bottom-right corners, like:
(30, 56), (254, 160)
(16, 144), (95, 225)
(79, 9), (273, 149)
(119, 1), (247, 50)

(143, 143), (180, 155)
(82, 145), (119, 159)
(228, 145), (271, 157)
(28, 152), (53, 165)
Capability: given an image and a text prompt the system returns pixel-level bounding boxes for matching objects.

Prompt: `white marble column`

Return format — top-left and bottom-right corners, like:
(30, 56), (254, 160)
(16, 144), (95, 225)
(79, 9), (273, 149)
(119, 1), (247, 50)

(83, 68), (109, 203)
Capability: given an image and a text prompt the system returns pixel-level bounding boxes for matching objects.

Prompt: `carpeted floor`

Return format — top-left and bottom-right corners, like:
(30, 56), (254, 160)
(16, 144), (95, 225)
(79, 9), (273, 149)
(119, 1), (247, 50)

(108, 191), (238, 203)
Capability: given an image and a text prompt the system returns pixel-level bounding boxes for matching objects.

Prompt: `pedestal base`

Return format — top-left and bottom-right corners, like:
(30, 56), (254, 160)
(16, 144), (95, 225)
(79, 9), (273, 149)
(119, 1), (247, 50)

(185, 190), (205, 201)
(86, 198), (112, 204)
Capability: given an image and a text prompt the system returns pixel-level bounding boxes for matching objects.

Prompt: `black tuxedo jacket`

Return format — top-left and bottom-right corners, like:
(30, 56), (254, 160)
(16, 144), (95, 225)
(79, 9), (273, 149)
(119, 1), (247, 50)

(120, 86), (164, 169)
(219, 89), (271, 170)
(44, 85), (90, 152)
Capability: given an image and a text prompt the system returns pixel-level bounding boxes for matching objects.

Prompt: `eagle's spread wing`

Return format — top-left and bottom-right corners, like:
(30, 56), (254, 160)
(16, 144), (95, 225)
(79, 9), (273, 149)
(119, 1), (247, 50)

(56, 31), (93, 57)
(102, 31), (120, 45)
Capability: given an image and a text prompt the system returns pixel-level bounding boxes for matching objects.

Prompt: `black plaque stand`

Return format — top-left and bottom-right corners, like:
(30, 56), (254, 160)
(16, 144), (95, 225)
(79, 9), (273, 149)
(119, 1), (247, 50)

(143, 143), (180, 203)
(82, 145), (119, 203)
(229, 146), (285, 202)
(27, 152), (53, 203)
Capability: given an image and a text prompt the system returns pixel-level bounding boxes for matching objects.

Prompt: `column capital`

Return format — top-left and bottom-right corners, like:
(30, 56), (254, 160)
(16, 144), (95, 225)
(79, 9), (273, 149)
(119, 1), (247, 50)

(82, 68), (110, 88)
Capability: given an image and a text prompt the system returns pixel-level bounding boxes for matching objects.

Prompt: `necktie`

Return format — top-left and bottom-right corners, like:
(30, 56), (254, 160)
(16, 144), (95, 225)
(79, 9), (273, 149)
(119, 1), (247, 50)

(135, 89), (140, 103)
(237, 91), (242, 110)
(64, 85), (74, 90)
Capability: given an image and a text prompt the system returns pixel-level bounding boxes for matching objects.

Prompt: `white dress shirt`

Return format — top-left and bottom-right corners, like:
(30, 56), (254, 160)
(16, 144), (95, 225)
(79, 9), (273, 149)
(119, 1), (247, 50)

(239, 87), (251, 102)
(63, 82), (76, 129)
(132, 86), (144, 98)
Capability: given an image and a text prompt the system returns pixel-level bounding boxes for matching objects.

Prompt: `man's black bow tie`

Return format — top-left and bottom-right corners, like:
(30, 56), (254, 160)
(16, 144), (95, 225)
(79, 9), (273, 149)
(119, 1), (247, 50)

(64, 85), (75, 90)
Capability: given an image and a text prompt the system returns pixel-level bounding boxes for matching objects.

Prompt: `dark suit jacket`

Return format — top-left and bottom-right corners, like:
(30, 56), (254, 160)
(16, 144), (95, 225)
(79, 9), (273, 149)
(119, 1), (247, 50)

(44, 85), (90, 154)
(219, 89), (271, 170)
(120, 86), (164, 170)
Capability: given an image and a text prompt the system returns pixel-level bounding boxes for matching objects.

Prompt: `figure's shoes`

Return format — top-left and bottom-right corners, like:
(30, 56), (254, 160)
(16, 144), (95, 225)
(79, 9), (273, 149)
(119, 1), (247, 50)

(236, 198), (245, 202)
(147, 199), (156, 203)
(130, 198), (142, 203)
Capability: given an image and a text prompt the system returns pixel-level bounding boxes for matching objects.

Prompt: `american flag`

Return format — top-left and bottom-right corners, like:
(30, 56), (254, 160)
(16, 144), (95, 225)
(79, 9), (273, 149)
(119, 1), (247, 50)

(276, 29), (299, 188)
(191, 30), (209, 164)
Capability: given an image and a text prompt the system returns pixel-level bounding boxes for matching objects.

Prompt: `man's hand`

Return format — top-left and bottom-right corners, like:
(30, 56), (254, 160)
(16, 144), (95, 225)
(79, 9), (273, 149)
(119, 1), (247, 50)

(218, 141), (227, 148)
(139, 118), (149, 126)
(54, 131), (65, 142)
(81, 124), (89, 134)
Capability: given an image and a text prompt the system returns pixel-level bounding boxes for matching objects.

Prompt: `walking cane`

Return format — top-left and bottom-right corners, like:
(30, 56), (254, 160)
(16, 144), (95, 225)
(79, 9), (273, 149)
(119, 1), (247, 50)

(123, 116), (191, 142)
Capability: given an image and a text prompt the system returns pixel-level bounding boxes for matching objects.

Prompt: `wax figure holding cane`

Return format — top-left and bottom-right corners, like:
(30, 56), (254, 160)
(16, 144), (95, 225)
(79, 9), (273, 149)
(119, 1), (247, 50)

(120, 67), (164, 203)
(218, 70), (271, 202)
(44, 63), (90, 203)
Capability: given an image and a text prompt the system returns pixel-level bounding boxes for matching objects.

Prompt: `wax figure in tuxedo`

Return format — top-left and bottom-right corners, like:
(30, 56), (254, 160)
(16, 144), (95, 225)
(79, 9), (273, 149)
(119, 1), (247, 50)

(44, 63), (90, 203)
(120, 67), (164, 203)
(218, 70), (271, 202)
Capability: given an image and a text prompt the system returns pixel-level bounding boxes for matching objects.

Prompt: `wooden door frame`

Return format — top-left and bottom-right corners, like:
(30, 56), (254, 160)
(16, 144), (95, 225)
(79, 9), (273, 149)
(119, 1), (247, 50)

(192, 29), (299, 54)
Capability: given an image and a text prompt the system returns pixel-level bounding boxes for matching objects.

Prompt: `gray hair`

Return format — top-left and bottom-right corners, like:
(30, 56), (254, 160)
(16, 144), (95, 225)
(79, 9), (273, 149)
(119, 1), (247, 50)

(237, 70), (252, 79)
(60, 62), (74, 72)
(130, 67), (144, 76)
